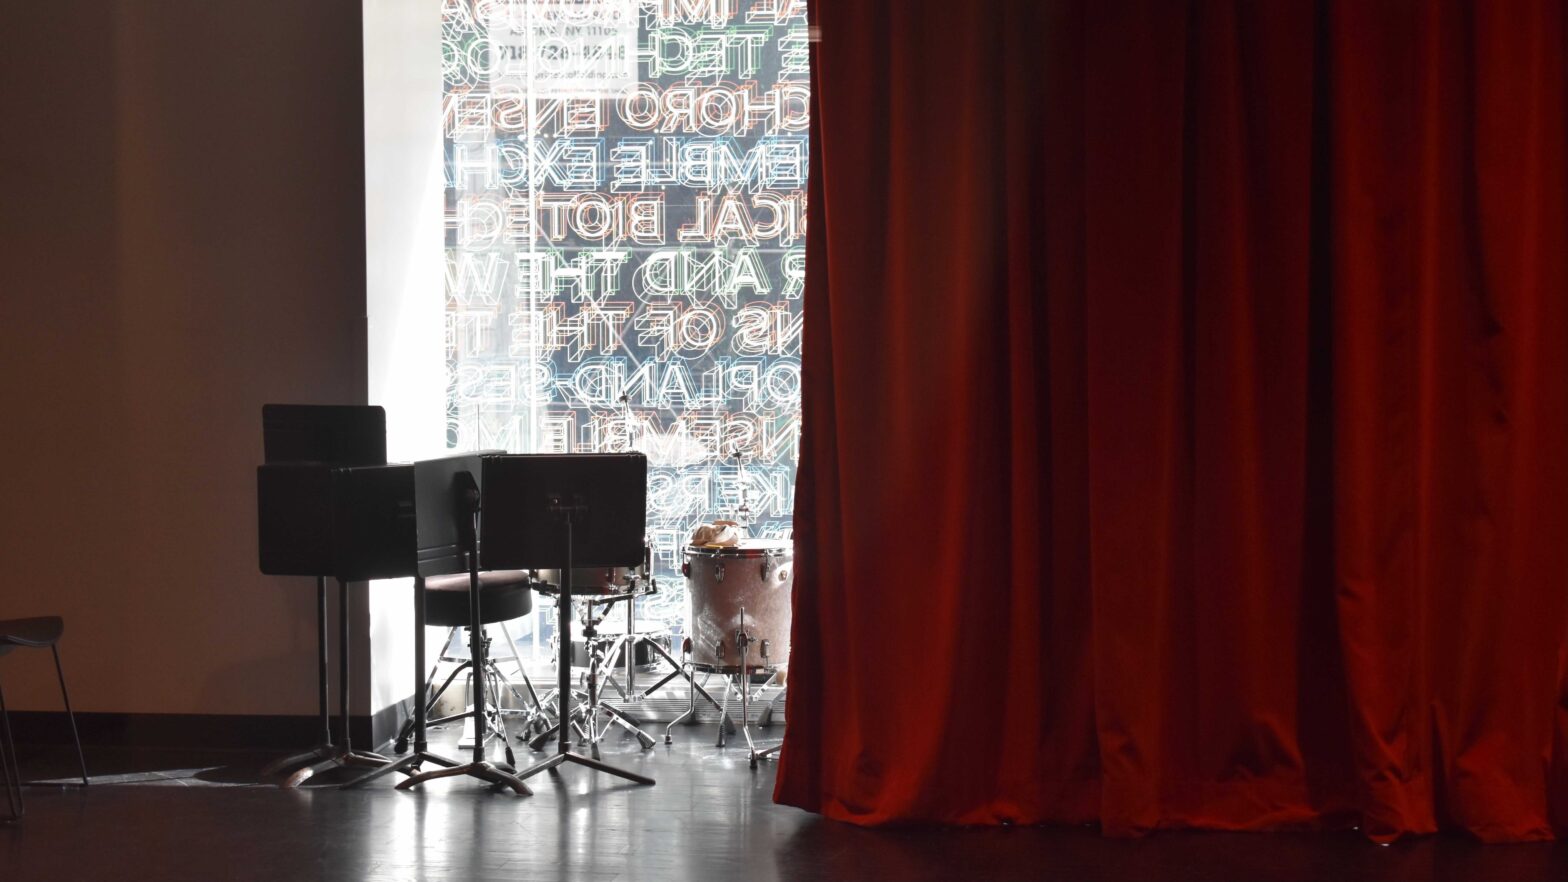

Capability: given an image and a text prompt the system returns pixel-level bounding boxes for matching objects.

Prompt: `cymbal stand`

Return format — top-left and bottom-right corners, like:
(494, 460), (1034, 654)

(397, 480), (531, 794)
(264, 577), (390, 787)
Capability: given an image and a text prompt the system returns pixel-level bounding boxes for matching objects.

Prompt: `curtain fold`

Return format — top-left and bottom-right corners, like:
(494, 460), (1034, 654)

(775, 0), (1568, 842)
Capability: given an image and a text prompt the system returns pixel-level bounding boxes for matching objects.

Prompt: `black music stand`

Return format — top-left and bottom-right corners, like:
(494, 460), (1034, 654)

(347, 452), (531, 794)
(257, 404), (389, 786)
(478, 453), (655, 788)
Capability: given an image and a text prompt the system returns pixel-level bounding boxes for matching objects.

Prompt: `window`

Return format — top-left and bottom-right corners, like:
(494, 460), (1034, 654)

(441, 0), (809, 633)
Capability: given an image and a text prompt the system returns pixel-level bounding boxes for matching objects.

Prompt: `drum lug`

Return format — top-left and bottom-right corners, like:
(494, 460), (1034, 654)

(681, 561), (690, 578)
(715, 561), (725, 582)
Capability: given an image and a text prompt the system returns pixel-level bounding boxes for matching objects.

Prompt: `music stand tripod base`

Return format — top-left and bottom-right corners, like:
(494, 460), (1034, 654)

(262, 577), (390, 788)
(479, 453), (656, 790)
(396, 480), (533, 795)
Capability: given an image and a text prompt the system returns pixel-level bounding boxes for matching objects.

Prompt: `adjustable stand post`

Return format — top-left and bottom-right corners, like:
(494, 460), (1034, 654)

(399, 486), (530, 794)
(335, 579), (388, 771)
(263, 577), (350, 786)
(512, 506), (654, 788)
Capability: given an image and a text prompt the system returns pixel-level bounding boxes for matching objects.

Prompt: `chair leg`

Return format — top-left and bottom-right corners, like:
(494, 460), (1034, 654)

(51, 646), (88, 786)
(0, 675), (23, 820)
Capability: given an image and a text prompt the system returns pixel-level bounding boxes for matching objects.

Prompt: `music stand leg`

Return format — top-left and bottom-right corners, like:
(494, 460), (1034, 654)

(537, 517), (655, 787)
(397, 514), (530, 795)
(347, 577), (461, 789)
(264, 576), (345, 787)
(337, 578), (389, 769)
(393, 626), (459, 754)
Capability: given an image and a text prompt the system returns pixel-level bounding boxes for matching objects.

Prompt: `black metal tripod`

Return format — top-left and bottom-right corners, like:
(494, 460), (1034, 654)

(511, 497), (654, 787)
(397, 476), (531, 793)
(341, 574), (464, 789)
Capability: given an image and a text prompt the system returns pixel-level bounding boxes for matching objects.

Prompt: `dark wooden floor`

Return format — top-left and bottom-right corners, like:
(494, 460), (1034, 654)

(4, 730), (1567, 882)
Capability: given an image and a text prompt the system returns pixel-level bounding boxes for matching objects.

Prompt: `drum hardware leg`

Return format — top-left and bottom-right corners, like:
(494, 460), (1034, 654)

(495, 621), (549, 732)
(625, 592), (637, 698)
(604, 705), (656, 749)
(488, 680), (519, 770)
(636, 667), (682, 703)
(704, 670), (736, 734)
(526, 721), (560, 752)
(715, 671), (731, 749)
(757, 682), (785, 729)
(394, 636), (467, 753)
(599, 634), (632, 701)
(527, 688), (592, 751)
(731, 607), (781, 769)
(645, 639), (730, 733)
(664, 654), (699, 745)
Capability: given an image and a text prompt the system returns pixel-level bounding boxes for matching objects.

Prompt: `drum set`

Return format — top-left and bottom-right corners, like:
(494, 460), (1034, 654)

(418, 535), (794, 768)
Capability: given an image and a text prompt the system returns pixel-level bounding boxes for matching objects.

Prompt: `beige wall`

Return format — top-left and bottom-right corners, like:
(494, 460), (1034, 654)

(0, 1), (370, 715)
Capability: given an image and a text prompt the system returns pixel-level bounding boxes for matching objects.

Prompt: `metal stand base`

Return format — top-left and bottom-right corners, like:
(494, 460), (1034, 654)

(395, 758), (531, 794)
(268, 744), (391, 788)
(515, 749), (655, 787)
(343, 749), (462, 789)
(714, 671), (784, 769)
(397, 488), (533, 797)
(267, 577), (387, 788)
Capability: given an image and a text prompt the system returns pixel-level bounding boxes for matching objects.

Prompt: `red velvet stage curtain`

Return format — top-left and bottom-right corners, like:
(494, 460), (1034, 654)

(775, 0), (1568, 842)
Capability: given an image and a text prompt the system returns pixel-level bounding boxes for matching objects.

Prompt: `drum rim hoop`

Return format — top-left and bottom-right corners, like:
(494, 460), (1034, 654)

(684, 544), (792, 559)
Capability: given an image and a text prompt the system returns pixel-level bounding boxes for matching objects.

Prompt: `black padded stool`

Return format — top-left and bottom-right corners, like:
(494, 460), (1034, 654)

(392, 571), (547, 771)
(425, 571), (534, 626)
(0, 617), (88, 822)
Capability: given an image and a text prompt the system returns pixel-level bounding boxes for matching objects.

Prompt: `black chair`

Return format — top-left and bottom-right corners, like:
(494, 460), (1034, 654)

(0, 617), (89, 821)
